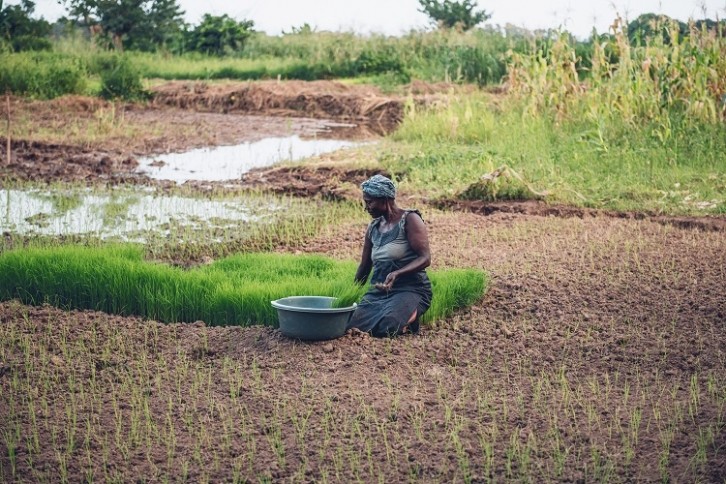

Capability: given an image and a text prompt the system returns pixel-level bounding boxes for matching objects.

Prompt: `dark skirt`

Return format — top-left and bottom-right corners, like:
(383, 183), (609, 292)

(347, 272), (432, 337)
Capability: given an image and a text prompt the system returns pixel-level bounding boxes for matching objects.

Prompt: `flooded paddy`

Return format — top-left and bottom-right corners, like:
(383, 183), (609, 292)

(136, 135), (361, 183)
(0, 186), (301, 242)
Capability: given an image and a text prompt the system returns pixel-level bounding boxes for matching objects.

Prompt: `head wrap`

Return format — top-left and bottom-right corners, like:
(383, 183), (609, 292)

(361, 174), (396, 199)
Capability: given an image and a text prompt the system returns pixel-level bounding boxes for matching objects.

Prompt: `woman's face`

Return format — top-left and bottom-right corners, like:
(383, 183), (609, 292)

(363, 195), (386, 218)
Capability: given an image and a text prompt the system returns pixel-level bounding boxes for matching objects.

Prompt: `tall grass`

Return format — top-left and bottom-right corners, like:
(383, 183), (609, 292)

(506, 17), (726, 124)
(0, 52), (88, 98)
(389, 22), (726, 214)
(243, 28), (515, 84)
(0, 245), (487, 327)
(1, 28), (519, 95)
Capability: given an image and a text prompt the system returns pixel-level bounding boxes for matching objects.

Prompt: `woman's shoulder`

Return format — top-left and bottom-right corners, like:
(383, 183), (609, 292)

(401, 209), (424, 225)
(366, 216), (384, 236)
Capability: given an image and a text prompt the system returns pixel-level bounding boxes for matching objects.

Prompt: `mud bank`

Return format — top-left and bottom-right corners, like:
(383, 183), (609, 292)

(149, 80), (444, 133)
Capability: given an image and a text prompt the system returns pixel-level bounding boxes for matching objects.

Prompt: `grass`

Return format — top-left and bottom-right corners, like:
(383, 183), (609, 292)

(0, 51), (89, 98)
(386, 80), (725, 215)
(0, 244), (487, 327)
(1, 28), (517, 97)
(131, 28), (514, 85)
(379, 23), (726, 215)
(386, 98), (726, 214)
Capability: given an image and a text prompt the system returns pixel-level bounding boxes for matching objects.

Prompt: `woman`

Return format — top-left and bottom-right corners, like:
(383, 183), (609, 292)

(347, 174), (433, 337)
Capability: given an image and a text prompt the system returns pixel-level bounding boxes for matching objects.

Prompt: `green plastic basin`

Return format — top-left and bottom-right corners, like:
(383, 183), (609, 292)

(271, 296), (357, 341)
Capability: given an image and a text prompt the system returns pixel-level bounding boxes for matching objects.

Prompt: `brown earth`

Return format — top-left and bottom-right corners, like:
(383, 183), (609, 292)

(1, 79), (427, 183)
(149, 79), (451, 131)
(0, 88), (388, 184)
(1, 210), (724, 482)
(0, 83), (724, 482)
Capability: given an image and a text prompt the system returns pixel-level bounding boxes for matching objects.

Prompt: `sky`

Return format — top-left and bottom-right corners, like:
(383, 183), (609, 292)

(27, 0), (726, 39)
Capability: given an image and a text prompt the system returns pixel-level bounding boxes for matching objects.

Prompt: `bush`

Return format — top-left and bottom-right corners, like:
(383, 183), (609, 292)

(184, 14), (254, 55)
(0, 52), (87, 98)
(99, 55), (147, 100)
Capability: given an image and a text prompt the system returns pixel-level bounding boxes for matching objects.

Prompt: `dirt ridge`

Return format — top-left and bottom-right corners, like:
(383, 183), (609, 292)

(150, 80), (407, 129)
(435, 198), (726, 232)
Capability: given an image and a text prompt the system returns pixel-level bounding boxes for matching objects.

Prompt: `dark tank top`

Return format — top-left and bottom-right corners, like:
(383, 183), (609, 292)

(366, 210), (431, 290)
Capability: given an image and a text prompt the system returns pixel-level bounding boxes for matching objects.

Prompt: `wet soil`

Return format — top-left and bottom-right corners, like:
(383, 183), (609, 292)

(1, 210), (725, 482)
(0, 82), (724, 481)
(234, 165), (393, 201)
(2, 89), (722, 234)
(0, 82), (402, 183)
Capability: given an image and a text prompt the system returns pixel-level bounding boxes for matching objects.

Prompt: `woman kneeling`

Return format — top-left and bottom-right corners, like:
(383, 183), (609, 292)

(347, 174), (433, 337)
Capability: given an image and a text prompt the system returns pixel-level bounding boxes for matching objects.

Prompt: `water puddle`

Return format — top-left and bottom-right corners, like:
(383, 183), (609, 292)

(136, 135), (360, 183)
(0, 187), (291, 242)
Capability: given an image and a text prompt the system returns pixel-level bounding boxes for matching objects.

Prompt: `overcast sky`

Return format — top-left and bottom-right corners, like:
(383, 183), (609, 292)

(28, 0), (726, 38)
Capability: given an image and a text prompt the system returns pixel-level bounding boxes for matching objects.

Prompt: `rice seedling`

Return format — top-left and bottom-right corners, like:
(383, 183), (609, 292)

(0, 244), (487, 327)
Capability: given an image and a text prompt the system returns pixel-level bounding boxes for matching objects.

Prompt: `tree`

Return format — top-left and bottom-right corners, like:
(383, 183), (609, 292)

(58, 0), (184, 51)
(626, 13), (687, 46)
(0, 0), (52, 50)
(184, 14), (254, 56)
(418, 0), (491, 31)
(626, 13), (726, 45)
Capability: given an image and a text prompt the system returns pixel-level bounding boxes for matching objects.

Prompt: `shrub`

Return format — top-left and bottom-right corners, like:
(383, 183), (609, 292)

(99, 55), (147, 100)
(0, 52), (87, 98)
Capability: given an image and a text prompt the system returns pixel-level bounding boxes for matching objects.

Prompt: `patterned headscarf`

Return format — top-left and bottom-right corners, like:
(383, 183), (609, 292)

(361, 174), (396, 199)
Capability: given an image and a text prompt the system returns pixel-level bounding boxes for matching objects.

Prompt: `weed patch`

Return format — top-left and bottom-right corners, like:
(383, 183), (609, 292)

(458, 165), (547, 202)
(0, 52), (88, 98)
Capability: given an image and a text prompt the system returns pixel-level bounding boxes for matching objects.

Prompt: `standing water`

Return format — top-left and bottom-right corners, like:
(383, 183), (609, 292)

(135, 135), (360, 183)
(0, 187), (294, 242)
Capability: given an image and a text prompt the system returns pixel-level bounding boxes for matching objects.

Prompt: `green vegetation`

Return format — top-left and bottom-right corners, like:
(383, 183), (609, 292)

(183, 14), (255, 55)
(98, 55), (147, 100)
(0, 4), (723, 483)
(388, 23), (726, 214)
(0, 27), (513, 94)
(388, 94), (725, 213)
(0, 51), (88, 98)
(418, 0), (491, 31)
(0, 245), (487, 326)
(0, 0), (52, 51)
(3, 3), (722, 94)
(59, 0), (185, 51)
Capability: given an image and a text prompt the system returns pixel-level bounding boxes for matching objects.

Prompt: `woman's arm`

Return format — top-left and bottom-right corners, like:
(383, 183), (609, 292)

(354, 232), (373, 285)
(381, 213), (431, 289)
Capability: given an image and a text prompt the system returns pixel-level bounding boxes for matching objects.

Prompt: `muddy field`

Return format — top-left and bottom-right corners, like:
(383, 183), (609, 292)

(0, 80), (451, 182)
(0, 83), (725, 482)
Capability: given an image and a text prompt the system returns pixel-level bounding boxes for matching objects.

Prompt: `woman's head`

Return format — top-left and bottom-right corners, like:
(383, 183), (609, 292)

(361, 174), (396, 217)
(361, 174), (396, 199)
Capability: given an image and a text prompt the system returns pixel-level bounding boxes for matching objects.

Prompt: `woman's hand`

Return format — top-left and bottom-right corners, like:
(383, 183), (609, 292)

(381, 271), (399, 290)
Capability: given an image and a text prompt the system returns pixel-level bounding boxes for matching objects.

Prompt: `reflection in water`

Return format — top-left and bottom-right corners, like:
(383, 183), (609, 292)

(0, 188), (286, 242)
(136, 135), (359, 183)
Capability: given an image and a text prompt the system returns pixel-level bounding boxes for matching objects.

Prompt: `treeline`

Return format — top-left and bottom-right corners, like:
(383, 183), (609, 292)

(1, 0), (255, 55)
(1, 0), (724, 99)
(3, 0), (723, 56)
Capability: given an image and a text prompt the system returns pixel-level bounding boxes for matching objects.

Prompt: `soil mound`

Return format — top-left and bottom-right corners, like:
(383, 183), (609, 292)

(238, 165), (393, 200)
(150, 80), (407, 129)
